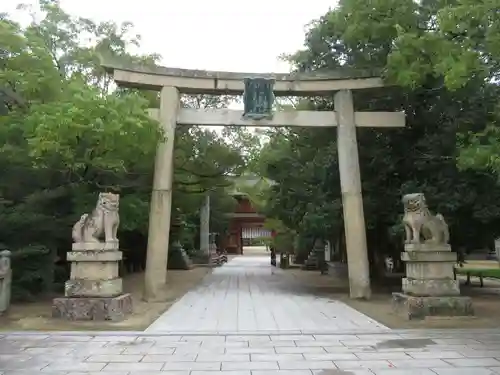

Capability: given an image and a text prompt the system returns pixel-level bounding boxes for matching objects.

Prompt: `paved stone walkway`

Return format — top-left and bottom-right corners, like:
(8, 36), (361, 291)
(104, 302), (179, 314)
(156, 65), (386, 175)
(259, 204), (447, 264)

(3, 254), (500, 374)
(3, 330), (500, 374)
(147, 256), (387, 333)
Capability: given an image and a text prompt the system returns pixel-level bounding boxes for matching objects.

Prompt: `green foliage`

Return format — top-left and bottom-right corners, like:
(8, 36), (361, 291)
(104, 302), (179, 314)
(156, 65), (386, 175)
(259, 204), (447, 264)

(389, 0), (500, 90)
(456, 103), (500, 177)
(259, 127), (342, 242)
(293, 234), (316, 264)
(232, 173), (272, 213)
(263, 218), (296, 254)
(387, 0), (500, 194)
(10, 245), (55, 302)
(26, 84), (160, 175)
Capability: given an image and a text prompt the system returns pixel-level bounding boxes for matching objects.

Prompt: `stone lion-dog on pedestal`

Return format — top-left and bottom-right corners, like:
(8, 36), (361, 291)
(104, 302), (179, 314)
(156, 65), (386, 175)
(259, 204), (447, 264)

(72, 192), (120, 244)
(402, 193), (449, 245)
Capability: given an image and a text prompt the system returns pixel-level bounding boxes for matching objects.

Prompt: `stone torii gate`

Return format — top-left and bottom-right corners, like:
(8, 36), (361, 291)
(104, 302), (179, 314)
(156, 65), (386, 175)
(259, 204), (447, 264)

(101, 63), (405, 301)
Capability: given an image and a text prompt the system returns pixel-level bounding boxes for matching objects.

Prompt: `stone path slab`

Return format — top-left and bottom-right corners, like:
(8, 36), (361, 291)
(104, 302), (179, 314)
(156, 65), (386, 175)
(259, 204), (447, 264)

(146, 256), (388, 333)
(3, 330), (500, 374)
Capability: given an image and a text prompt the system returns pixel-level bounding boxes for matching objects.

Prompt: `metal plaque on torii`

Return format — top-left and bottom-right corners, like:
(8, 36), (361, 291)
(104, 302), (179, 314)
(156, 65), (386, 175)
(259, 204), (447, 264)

(242, 78), (275, 120)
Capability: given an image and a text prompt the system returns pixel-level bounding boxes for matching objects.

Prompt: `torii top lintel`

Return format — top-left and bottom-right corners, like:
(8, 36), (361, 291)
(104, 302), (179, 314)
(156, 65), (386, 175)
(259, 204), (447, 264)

(101, 62), (386, 96)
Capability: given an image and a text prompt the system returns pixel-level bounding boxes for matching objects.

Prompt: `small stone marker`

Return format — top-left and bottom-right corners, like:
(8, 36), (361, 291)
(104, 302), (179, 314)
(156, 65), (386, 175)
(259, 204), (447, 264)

(0, 250), (12, 314)
(495, 237), (500, 264)
(52, 192), (132, 321)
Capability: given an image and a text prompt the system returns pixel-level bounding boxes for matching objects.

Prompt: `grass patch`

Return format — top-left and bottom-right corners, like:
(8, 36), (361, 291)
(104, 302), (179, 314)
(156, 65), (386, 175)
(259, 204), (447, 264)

(455, 268), (500, 279)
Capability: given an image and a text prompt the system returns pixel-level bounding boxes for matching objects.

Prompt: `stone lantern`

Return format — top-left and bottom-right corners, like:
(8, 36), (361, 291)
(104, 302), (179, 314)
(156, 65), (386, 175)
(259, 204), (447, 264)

(302, 238), (328, 273)
(209, 232), (217, 253)
(168, 210), (192, 270)
(170, 211), (183, 245)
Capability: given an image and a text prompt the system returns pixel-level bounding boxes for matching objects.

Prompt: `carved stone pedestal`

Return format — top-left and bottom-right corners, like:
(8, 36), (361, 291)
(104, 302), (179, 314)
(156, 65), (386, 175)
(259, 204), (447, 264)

(392, 243), (473, 320)
(52, 241), (133, 321)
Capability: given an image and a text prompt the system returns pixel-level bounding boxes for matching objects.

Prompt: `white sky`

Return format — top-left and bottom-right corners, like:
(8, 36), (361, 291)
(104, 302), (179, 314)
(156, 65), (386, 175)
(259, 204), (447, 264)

(2, 0), (335, 73)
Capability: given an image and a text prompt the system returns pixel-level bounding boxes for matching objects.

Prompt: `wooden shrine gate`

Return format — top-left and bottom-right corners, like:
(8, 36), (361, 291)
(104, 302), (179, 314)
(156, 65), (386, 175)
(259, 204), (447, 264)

(102, 62), (406, 301)
(222, 192), (268, 254)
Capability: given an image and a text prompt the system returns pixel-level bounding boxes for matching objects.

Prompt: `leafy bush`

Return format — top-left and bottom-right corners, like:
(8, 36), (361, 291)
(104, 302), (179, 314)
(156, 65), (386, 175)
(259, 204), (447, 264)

(10, 244), (55, 302)
(294, 235), (314, 264)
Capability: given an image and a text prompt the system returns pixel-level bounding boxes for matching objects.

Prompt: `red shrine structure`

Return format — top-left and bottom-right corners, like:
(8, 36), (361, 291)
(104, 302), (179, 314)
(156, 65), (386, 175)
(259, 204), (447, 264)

(222, 192), (269, 254)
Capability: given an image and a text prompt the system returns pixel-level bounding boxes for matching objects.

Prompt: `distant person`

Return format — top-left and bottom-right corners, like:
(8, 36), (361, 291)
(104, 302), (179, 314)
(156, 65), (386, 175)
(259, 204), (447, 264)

(457, 247), (466, 268)
(270, 246), (276, 267)
(385, 256), (394, 273)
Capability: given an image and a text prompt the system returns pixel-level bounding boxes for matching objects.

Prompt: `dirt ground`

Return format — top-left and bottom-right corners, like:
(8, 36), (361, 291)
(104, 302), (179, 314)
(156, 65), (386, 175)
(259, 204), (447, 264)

(341, 288), (500, 329)
(0, 267), (211, 331)
(285, 265), (500, 329)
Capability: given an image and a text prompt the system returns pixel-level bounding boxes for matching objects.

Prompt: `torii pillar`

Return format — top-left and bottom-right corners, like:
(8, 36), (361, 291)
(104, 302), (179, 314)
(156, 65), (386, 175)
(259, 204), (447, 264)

(200, 195), (210, 257)
(143, 87), (179, 301)
(335, 90), (370, 298)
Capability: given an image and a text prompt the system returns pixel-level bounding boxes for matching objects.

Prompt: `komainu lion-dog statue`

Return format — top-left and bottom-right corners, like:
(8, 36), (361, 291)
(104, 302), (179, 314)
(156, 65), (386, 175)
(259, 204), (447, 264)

(402, 193), (449, 245)
(72, 192), (120, 243)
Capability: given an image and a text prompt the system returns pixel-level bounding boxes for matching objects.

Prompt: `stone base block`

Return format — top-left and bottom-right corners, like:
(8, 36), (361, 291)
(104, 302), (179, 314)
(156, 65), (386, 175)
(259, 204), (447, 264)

(402, 277), (460, 296)
(302, 251), (319, 270)
(72, 242), (119, 251)
(70, 260), (119, 281)
(392, 292), (473, 320)
(67, 251), (122, 262)
(405, 260), (455, 280)
(52, 293), (132, 321)
(404, 243), (451, 252)
(401, 251), (456, 262)
(65, 278), (122, 297)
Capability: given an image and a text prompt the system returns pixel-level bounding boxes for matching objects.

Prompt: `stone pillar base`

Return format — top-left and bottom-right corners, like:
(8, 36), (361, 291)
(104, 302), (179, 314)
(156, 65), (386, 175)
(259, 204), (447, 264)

(167, 242), (192, 270)
(301, 250), (319, 270)
(52, 293), (133, 321)
(392, 292), (474, 320)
